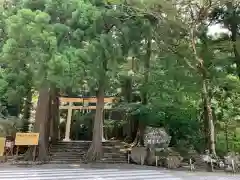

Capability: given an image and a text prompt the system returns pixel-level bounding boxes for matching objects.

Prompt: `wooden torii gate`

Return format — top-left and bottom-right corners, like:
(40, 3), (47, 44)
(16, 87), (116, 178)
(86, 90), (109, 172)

(59, 96), (115, 141)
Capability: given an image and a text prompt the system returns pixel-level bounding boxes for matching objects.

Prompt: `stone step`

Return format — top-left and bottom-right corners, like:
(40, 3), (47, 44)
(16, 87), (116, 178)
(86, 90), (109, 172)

(48, 160), (127, 164)
(50, 153), (126, 156)
(50, 156), (84, 159)
(102, 156), (126, 159)
(51, 144), (125, 149)
(51, 151), (83, 154)
(103, 153), (126, 156)
(52, 144), (89, 146)
(50, 156), (84, 158)
(50, 153), (126, 157)
(103, 154), (126, 157)
(50, 159), (82, 162)
(103, 149), (124, 153)
(53, 142), (90, 145)
(49, 141), (128, 164)
(50, 154), (85, 158)
(50, 149), (88, 152)
(52, 145), (89, 148)
(51, 145), (90, 149)
(51, 148), (88, 150)
(54, 141), (121, 144)
(52, 145), (124, 149)
(100, 161), (127, 163)
(50, 152), (86, 155)
(102, 158), (126, 160)
(51, 154), (126, 158)
(50, 159), (125, 162)
(52, 144), (90, 146)
(52, 143), (125, 148)
(49, 160), (127, 164)
(103, 146), (123, 149)
(51, 156), (83, 161)
(50, 153), (125, 156)
(48, 160), (82, 164)
(50, 157), (126, 160)
(50, 148), (125, 152)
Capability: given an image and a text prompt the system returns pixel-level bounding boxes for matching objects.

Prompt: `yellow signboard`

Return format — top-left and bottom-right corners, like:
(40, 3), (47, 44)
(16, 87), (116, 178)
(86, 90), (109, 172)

(0, 137), (6, 156)
(15, 133), (39, 146)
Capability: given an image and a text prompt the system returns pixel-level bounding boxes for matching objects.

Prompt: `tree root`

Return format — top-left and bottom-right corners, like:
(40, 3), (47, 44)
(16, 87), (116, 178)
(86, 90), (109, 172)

(85, 143), (103, 162)
(131, 140), (138, 147)
(131, 133), (139, 147)
(131, 134), (145, 147)
(23, 147), (35, 161)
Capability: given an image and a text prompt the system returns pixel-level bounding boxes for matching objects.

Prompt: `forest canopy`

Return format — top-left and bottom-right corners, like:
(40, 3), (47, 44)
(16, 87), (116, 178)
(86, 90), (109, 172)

(0, 0), (240, 160)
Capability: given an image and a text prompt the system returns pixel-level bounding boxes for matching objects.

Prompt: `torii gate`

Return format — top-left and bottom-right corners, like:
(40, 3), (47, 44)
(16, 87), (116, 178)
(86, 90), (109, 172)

(59, 96), (115, 141)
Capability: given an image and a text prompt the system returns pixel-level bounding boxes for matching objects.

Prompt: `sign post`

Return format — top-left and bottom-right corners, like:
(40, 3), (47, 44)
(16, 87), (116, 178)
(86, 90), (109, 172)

(15, 133), (39, 161)
(0, 137), (6, 157)
(4, 136), (14, 162)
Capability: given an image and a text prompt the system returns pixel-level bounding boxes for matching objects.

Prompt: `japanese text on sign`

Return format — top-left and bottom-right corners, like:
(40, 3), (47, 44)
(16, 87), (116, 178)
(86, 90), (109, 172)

(15, 133), (39, 146)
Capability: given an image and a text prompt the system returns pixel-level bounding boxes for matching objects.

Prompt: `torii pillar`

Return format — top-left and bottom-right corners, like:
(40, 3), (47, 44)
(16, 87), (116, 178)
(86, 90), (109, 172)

(63, 102), (73, 141)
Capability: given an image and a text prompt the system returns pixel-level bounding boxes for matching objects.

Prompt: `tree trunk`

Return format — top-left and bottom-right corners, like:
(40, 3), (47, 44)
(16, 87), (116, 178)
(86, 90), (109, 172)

(224, 122), (229, 152)
(132, 122), (145, 147)
(85, 81), (105, 161)
(22, 88), (32, 132)
(227, 2), (240, 78)
(191, 23), (216, 156)
(35, 84), (51, 162)
(49, 87), (60, 143)
(133, 35), (151, 147)
(202, 78), (216, 156)
(23, 84), (51, 161)
(21, 69), (33, 132)
(124, 77), (133, 102)
(203, 103), (209, 150)
(122, 76), (133, 139)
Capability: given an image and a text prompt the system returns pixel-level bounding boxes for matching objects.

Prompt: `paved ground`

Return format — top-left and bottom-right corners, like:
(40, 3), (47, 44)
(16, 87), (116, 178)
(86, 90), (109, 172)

(0, 168), (183, 180)
(0, 164), (239, 180)
(172, 171), (240, 180)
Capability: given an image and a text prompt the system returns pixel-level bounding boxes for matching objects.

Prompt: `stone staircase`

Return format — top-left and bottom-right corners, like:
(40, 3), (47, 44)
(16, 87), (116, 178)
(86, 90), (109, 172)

(49, 141), (128, 164)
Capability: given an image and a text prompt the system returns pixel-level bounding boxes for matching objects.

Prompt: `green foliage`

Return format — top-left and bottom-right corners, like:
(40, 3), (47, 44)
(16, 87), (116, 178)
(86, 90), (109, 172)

(0, 0), (240, 156)
(0, 116), (23, 136)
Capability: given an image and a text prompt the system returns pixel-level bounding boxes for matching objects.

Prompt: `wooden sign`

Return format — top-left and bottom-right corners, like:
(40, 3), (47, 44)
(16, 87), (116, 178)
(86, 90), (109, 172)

(15, 133), (39, 146)
(0, 137), (6, 156)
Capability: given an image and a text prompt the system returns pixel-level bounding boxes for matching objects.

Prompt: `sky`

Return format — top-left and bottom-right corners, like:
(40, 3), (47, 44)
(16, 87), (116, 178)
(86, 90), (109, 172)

(207, 24), (230, 36)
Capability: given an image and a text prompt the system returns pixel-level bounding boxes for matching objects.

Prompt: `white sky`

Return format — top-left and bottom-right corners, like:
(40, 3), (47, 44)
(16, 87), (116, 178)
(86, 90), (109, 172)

(207, 24), (230, 36)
